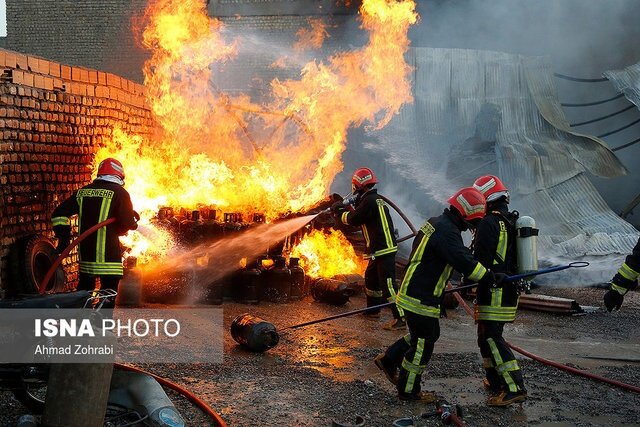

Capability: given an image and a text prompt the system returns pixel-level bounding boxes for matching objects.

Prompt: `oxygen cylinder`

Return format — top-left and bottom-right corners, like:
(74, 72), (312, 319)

(516, 216), (539, 276)
(289, 257), (305, 301)
(116, 256), (142, 307)
(230, 313), (280, 352)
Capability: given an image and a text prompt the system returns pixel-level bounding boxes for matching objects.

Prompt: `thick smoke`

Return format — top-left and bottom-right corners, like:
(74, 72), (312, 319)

(408, 0), (640, 226)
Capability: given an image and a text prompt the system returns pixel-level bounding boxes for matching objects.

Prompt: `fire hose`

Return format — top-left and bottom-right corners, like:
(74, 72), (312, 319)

(449, 286), (640, 394)
(280, 262), (589, 331)
(38, 218), (229, 425)
(38, 218), (117, 294)
(115, 363), (228, 427)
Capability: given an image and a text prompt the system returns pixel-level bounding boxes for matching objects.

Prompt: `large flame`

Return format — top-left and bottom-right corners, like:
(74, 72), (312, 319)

(291, 228), (366, 279)
(94, 0), (417, 262)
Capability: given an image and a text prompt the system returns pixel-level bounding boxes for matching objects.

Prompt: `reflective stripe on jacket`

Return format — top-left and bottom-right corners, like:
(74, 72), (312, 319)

(341, 189), (397, 258)
(474, 203), (519, 322)
(52, 179), (137, 276)
(397, 209), (488, 318)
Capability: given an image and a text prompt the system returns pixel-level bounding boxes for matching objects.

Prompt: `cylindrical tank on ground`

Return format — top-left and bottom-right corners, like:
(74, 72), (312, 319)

(516, 216), (539, 277)
(230, 313), (280, 352)
(311, 278), (353, 306)
(236, 262), (261, 304)
(261, 256), (291, 303)
(331, 273), (364, 295)
(116, 256), (142, 307)
(289, 257), (305, 301)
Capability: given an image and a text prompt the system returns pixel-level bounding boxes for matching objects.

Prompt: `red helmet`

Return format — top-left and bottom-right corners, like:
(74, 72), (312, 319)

(473, 175), (509, 203)
(448, 187), (486, 221)
(351, 167), (378, 192)
(97, 157), (125, 180)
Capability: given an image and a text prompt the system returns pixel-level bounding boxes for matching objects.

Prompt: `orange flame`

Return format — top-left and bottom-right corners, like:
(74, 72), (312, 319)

(294, 18), (329, 51)
(291, 228), (366, 279)
(95, 0), (417, 261)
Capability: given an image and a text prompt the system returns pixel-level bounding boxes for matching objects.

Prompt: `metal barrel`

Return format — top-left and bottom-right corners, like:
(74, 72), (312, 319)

(230, 313), (280, 352)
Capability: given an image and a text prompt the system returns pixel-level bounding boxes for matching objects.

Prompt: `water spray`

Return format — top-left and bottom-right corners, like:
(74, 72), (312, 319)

(230, 262), (590, 352)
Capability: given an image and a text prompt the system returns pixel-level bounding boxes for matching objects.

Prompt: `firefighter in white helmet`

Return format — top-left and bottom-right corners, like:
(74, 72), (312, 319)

(472, 175), (527, 406)
(375, 187), (503, 402)
(331, 167), (405, 330)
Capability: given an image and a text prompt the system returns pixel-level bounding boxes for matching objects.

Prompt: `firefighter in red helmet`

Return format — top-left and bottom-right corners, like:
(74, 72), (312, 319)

(331, 167), (404, 330)
(472, 175), (527, 406)
(51, 157), (138, 307)
(375, 187), (504, 401)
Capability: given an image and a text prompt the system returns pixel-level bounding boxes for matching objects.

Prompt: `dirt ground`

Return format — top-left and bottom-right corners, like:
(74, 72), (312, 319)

(1, 287), (639, 426)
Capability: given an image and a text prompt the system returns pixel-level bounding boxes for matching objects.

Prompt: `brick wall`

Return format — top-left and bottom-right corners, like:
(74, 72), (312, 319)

(0, 0), (149, 83)
(0, 48), (155, 296)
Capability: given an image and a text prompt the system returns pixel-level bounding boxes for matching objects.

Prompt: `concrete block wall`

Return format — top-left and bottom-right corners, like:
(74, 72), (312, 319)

(0, 48), (154, 295)
(0, 0), (149, 83)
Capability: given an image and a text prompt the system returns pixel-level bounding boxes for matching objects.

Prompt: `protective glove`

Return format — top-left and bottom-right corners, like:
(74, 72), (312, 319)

(331, 201), (346, 215)
(494, 272), (508, 288)
(603, 288), (624, 312)
(133, 210), (141, 222)
(478, 270), (495, 288)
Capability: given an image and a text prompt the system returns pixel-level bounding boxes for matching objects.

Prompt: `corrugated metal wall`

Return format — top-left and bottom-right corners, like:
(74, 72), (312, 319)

(365, 48), (638, 282)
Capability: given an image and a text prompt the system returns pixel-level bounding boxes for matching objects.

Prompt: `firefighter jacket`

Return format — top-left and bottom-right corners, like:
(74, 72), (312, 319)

(473, 201), (520, 322)
(611, 237), (640, 295)
(396, 209), (488, 318)
(339, 189), (397, 259)
(52, 179), (138, 277)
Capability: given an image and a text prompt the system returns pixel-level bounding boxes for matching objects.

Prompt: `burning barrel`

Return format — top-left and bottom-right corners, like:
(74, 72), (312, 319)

(231, 313), (280, 352)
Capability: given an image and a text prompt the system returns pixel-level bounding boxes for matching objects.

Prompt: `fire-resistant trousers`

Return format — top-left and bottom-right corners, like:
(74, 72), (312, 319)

(477, 320), (525, 393)
(364, 254), (401, 319)
(388, 311), (440, 396)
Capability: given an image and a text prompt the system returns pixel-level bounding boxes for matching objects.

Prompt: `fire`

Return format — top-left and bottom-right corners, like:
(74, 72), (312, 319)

(294, 18), (329, 52)
(291, 228), (366, 279)
(94, 0), (417, 261)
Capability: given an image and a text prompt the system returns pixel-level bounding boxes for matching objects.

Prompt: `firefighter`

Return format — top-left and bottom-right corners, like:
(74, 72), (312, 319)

(604, 237), (639, 311)
(52, 158), (138, 306)
(472, 175), (527, 406)
(375, 187), (504, 401)
(331, 167), (404, 330)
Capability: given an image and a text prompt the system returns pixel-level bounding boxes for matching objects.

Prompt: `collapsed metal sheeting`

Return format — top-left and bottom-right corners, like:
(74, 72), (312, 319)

(367, 48), (638, 281)
(604, 62), (640, 109)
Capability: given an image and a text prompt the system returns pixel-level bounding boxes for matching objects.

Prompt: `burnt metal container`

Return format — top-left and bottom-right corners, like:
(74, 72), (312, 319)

(261, 256), (291, 303)
(236, 263), (261, 304)
(289, 257), (305, 301)
(311, 278), (353, 306)
(116, 256), (142, 307)
(230, 313), (280, 352)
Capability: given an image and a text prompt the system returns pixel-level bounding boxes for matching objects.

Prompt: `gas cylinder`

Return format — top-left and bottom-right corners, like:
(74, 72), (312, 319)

(262, 256), (291, 303)
(116, 256), (142, 307)
(289, 257), (305, 301)
(516, 216), (539, 276)
(237, 262), (261, 304)
(331, 273), (364, 295)
(230, 313), (280, 352)
(311, 278), (353, 306)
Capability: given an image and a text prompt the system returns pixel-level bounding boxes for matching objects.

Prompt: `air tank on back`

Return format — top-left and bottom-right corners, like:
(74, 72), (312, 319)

(516, 216), (539, 277)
